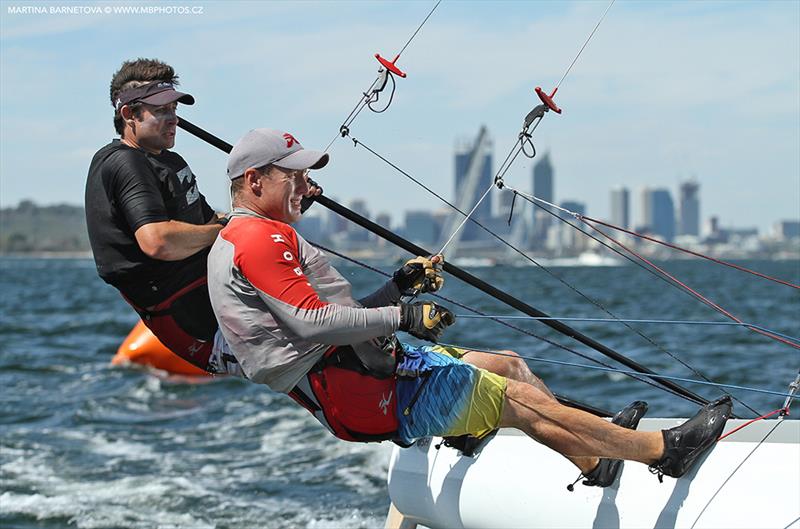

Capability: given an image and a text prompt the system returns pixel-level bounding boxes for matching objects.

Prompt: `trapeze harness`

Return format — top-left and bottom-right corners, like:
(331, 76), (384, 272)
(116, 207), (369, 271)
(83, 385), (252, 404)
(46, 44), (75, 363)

(289, 340), (401, 443)
(123, 277), (222, 372)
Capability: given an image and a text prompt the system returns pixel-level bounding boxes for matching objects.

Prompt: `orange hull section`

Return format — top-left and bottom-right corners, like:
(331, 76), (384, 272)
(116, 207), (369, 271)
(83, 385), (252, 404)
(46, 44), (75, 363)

(112, 320), (210, 376)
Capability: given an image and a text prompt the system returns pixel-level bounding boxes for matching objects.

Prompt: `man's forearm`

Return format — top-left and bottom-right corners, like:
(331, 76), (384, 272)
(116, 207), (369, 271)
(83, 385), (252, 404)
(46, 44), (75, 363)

(135, 219), (222, 261)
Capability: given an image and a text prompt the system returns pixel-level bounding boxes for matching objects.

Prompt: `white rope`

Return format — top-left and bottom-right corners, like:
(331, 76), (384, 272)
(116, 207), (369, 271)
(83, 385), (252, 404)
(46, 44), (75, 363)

(504, 184), (578, 217)
(437, 182), (495, 255)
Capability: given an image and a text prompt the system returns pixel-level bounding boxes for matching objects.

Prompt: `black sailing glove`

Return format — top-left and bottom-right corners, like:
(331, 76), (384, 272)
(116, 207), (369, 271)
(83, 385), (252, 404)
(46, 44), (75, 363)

(399, 301), (456, 343)
(392, 256), (444, 296)
(300, 177), (323, 214)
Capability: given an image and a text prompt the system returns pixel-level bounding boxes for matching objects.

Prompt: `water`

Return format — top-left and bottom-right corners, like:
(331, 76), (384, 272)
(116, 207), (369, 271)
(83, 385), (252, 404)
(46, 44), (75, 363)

(1, 257), (798, 528)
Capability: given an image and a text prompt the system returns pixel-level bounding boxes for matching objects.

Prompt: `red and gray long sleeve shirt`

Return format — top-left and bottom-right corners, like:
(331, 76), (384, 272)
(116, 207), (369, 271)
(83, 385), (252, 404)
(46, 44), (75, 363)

(207, 208), (402, 392)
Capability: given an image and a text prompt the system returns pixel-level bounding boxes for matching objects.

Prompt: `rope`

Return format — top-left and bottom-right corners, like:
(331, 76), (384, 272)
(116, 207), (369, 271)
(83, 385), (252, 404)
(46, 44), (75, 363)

(554, 0), (616, 91)
(509, 189), (800, 352)
(438, 182), (495, 254)
(580, 215), (800, 290)
(438, 0), (617, 255)
(717, 408), (785, 441)
(325, 0), (441, 153)
(435, 342), (799, 399)
(345, 138), (761, 415)
(397, 0), (442, 58)
(691, 418), (785, 529)
(579, 217), (800, 351)
(310, 240), (699, 403)
(516, 191), (722, 306)
(454, 315), (800, 345)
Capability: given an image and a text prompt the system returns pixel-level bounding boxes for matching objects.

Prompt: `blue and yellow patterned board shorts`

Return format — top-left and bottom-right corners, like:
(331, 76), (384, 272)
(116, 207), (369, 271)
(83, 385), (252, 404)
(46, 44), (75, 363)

(395, 344), (507, 445)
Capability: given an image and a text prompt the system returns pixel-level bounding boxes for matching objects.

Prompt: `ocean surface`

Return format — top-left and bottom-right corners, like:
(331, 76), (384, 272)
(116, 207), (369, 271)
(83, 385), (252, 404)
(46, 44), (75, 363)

(1, 257), (798, 528)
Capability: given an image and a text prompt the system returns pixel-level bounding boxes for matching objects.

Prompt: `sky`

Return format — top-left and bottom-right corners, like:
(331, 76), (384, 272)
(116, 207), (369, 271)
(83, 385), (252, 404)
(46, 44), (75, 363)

(1, 0), (798, 233)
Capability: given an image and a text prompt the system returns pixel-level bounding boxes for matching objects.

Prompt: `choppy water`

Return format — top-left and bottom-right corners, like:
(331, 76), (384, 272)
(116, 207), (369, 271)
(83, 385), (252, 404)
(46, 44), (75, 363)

(1, 257), (798, 528)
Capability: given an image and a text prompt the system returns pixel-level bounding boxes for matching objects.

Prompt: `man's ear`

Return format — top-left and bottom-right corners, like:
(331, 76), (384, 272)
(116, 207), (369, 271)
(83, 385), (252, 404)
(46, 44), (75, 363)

(120, 104), (135, 122)
(244, 168), (263, 196)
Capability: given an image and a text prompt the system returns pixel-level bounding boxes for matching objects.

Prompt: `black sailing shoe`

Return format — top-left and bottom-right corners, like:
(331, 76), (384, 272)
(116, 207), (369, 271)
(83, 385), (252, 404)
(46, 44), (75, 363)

(567, 400), (649, 491)
(649, 395), (733, 482)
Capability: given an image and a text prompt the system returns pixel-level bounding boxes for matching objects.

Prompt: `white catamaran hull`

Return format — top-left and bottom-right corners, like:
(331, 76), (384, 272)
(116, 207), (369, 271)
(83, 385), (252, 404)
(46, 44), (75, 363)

(387, 418), (800, 529)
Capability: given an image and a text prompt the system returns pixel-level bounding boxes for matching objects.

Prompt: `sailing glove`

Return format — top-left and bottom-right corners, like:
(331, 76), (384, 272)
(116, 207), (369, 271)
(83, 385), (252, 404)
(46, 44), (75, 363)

(398, 301), (455, 343)
(392, 255), (444, 295)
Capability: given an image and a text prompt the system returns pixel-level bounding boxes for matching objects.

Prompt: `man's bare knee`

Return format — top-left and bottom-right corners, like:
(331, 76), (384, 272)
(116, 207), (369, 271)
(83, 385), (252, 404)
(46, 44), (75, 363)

(463, 349), (530, 380)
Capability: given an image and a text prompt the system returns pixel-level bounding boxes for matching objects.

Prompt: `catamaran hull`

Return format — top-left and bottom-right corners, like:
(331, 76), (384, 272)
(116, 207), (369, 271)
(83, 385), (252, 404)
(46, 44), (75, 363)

(387, 418), (800, 529)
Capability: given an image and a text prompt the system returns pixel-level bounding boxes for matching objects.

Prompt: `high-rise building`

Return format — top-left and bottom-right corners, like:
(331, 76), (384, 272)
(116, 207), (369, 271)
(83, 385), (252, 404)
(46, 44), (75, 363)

(531, 152), (554, 245)
(642, 188), (676, 241)
(294, 214), (323, 242)
(405, 210), (439, 246)
(454, 126), (493, 241)
(327, 195), (349, 236)
(610, 186), (629, 229)
(347, 199), (371, 242)
(555, 200), (586, 252)
(678, 180), (700, 236)
(374, 213), (391, 230)
(774, 220), (800, 239)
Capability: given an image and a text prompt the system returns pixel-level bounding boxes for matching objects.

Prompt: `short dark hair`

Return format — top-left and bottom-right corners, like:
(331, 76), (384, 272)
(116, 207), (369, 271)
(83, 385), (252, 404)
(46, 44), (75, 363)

(230, 176), (245, 200)
(110, 58), (179, 135)
(230, 165), (272, 201)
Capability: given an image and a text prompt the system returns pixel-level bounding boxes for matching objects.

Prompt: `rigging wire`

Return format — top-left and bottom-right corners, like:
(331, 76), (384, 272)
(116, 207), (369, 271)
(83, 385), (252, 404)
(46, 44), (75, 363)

(324, 0), (441, 152)
(435, 0), (617, 268)
(576, 216), (799, 290)
(507, 189), (800, 352)
(435, 343), (799, 399)
(690, 418), (785, 529)
(454, 315), (800, 345)
(506, 188), (799, 290)
(310, 241), (699, 403)
(345, 137), (760, 415)
(554, 0), (616, 92)
(176, 115), (724, 415)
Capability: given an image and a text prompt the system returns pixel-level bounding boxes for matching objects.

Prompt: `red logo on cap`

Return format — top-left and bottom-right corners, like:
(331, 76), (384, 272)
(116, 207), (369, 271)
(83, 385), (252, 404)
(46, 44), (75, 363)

(283, 133), (298, 148)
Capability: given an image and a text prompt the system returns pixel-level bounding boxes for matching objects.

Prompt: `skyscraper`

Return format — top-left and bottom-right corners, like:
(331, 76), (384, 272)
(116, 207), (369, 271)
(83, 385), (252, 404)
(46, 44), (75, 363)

(531, 152), (554, 245)
(642, 188), (676, 242)
(453, 126), (493, 242)
(347, 199), (371, 242)
(678, 180), (700, 236)
(557, 200), (586, 252)
(610, 186), (629, 229)
(404, 210), (439, 246)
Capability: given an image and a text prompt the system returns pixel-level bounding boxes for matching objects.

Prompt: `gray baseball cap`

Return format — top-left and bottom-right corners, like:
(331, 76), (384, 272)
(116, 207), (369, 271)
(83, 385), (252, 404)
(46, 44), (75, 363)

(227, 128), (329, 180)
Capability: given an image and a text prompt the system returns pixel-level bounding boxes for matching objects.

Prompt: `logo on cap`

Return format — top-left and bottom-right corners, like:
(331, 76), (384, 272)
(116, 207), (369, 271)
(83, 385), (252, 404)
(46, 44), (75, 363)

(283, 133), (298, 148)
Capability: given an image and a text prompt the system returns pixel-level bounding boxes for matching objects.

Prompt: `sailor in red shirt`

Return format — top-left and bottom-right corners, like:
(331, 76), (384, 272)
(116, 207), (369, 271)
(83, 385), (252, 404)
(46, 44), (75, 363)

(207, 128), (733, 487)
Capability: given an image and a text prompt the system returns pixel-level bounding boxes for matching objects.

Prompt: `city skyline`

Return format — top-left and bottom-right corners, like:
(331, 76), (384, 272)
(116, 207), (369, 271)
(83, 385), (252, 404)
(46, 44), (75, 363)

(295, 128), (797, 260)
(1, 1), (798, 233)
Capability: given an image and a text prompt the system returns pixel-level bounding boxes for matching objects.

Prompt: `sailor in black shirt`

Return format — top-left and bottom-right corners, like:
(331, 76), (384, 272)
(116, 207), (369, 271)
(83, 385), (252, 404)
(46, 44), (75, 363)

(85, 59), (228, 372)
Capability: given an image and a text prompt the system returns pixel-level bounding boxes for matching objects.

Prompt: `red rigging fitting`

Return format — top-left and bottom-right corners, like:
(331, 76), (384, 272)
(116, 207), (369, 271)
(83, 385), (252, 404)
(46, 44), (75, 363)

(375, 54), (407, 78)
(535, 86), (562, 114)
